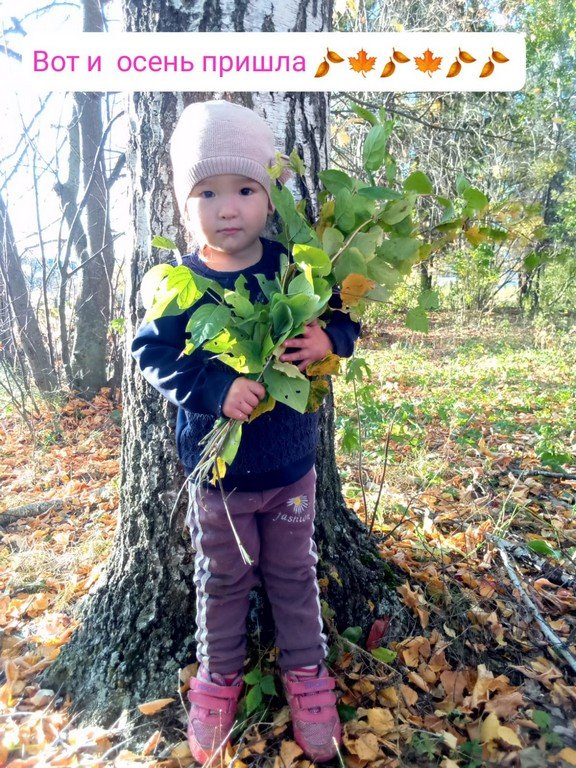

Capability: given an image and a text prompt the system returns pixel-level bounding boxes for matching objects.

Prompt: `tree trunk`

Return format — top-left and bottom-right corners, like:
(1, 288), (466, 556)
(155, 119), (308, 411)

(0, 194), (58, 392)
(46, 0), (407, 725)
(68, 0), (116, 396)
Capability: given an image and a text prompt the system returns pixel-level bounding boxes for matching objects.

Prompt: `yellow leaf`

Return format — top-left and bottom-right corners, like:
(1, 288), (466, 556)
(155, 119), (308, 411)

(171, 740), (192, 759)
(441, 731), (458, 750)
(306, 353), (341, 376)
(248, 394), (276, 422)
(278, 740), (303, 767)
(400, 684), (418, 706)
(464, 225), (487, 246)
(441, 759), (460, 768)
(210, 457), (227, 485)
(480, 712), (500, 743)
(365, 707), (395, 735)
(137, 697), (175, 715)
(408, 671), (429, 693)
(305, 377), (330, 413)
(498, 726), (522, 748)
(345, 731), (380, 761)
(557, 748), (576, 766)
(341, 273), (376, 307)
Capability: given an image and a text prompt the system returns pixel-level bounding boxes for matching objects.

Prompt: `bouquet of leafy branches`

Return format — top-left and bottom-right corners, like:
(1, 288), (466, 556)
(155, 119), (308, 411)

(140, 105), (504, 546)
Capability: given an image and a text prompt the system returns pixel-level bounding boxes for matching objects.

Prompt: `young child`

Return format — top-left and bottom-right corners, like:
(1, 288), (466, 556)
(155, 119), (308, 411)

(132, 100), (360, 765)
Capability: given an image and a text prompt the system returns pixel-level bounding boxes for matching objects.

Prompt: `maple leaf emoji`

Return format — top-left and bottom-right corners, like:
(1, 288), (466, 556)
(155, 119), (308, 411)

(349, 49), (377, 77)
(415, 49), (442, 77)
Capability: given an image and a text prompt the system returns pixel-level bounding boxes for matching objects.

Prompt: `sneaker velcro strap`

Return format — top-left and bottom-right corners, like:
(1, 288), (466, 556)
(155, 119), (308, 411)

(287, 677), (336, 696)
(188, 691), (236, 712)
(294, 690), (337, 711)
(188, 680), (243, 710)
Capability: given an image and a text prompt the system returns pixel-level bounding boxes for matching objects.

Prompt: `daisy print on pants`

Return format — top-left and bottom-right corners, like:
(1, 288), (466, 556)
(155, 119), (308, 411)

(287, 495), (309, 514)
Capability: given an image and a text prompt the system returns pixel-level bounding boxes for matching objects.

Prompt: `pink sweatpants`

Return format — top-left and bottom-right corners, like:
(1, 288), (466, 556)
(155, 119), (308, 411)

(186, 468), (327, 674)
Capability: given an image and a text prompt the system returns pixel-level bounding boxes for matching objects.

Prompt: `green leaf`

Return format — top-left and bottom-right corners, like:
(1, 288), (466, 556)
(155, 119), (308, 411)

(456, 174), (471, 195)
(378, 237), (420, 265)
(345, 357), (371, 383)
(481, 226), (508, 242)
(526, 540), (561, 559)
(289, 147), (306, 176)
(255, 273), (282, 300)
(167, 265), (206, 309)
(220, 421), (243, 465)
(406, 307), (429, 332)
(341, 626), (363, 644)
(367, 258), (402, 289)
(341, 423), (359, 453)
(337, 704), (358, 723)
(347, 227), (383, 261)
(463, 187), (489, 210)
(245, 685), (263, 714)
(333, 247), (368, 284)
(272, 360), (306, 379)
(357, 186), (402, 201)
(185, 303), (231, 348)
(531, 710), (551, 730)
(322, 227), (345, 257)
(270, 185), (318, 246)
(263, 365), (310, 413)
(284, 293), (325, 326)
(292, 244), (332, 276)
(140, 264), (173, 309)
(436, 195), (456, 224)
(260, 675), (277, 696)
(363, 125), (388, 172)
(271, 301), (294, 339)
(203, 330), (235, 354)
(381, 198), (414, 225)
(404, 171), (433, 195)
(349, 103), (378, 125)
(244, 668), (263, 685)
(151, 235), (179, 251)
(524, 252), (542, 272)
(418, 289), (440, 310)
(288, 271), (315, 296)
(319, 169), (355, 194)
(371, 647), (397, 663)
(385, 157), (397, 184)
(224, 290), (254, 319)
(334, 188), (356, 232)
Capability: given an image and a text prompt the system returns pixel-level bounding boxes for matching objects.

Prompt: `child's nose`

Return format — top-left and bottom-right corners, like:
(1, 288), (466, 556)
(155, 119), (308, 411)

(218, 196), (239, 218)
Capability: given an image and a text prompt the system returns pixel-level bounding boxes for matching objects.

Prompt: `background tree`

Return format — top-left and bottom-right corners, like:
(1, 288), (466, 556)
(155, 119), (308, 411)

(0, 1), (125, 398)
(45, 0), (408, 722)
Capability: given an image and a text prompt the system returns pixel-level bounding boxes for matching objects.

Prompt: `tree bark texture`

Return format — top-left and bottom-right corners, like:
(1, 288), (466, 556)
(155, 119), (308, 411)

(47, 0), (407, 725)
(0, 194), (58, 392)
(69, 0), (117, 396)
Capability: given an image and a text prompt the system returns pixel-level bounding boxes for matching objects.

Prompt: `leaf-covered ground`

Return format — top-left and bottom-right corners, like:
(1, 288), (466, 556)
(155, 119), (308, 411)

(1, 316), (575, 767)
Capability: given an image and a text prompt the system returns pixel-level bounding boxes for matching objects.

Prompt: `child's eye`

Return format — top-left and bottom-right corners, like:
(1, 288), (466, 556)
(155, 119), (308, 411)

(199, 190), (215, 198)
(240, 187), (255, 196)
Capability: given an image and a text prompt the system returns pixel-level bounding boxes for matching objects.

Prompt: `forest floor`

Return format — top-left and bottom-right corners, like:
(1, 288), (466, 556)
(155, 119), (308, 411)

(1, 314), (575, 768)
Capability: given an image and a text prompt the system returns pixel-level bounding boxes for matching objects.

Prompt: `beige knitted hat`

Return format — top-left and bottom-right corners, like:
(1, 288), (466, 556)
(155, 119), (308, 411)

(170, 99), (288, 215)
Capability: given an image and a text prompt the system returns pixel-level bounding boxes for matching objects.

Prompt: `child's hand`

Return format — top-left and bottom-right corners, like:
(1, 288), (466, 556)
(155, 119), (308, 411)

(280, 320), (334, 372)
(222, 378), (266, 421)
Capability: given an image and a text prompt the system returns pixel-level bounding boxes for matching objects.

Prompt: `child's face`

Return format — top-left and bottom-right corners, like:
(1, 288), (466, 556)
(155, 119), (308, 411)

(185, 174), (272, 262)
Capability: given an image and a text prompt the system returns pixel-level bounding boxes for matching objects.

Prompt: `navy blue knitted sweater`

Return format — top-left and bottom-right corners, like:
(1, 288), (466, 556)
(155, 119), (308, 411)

(131, 238), (360, 491)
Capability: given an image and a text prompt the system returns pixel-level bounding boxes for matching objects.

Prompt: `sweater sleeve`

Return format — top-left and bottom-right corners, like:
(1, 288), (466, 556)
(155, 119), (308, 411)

(131, 311), (238, 416)
(323, 289), (362, 359)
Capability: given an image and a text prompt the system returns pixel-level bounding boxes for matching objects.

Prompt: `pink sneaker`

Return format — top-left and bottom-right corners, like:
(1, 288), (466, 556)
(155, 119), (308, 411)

(187, 665), (243, 765)
(283, 665), (341, 763)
